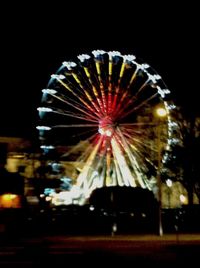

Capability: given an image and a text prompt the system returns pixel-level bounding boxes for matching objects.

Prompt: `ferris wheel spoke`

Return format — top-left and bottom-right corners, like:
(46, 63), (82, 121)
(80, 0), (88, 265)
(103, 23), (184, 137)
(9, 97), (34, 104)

(52, 124), (98, 128)
(48, 91), (99, 121)
(120, 92), (159, 120)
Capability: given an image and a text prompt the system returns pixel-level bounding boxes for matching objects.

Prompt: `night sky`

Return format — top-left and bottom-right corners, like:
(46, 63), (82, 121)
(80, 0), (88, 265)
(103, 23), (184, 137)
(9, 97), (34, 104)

(0, 2), (199, 141)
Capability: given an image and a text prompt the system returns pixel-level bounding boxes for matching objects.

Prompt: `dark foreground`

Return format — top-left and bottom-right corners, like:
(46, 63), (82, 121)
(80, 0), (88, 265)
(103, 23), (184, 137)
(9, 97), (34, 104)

(0, 234), (200, 267)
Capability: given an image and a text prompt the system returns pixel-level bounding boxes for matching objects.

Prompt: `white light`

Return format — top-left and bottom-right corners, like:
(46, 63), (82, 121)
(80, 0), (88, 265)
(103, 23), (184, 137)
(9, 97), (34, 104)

(70, 185), (82, 199)
(141, 63), (150, 69)
(98, 128), (104, 135)
(105, 129), (112, 137)
(168, 138), (180, 145)
(166, 179), (172, 187)
(98, 127), (113, 137)
(123, 55), (136, 62)
(168, 121), (178, 128)
(37, 107), (53, 112)
(148, 74), (157, 83)
(160, 88), (171, 94)
(148, 74), (162, 84)
(154, 74), (162, 80)
(167, 104), (176, 110)
(42, 89), (57, 94)
(166, 145), (170, 150)
(40, 145), (55, 149)
(89, 205), (95, 211)
(36, 126), (51, 131)
(45, 196), (52, 202)
(156, 107), (167, 117)
(77, 54), (90, 62)
(180, 194), (187, 204)
(51, 191), (73, 206)
(92, 50), (106, 57)
(157, 86), (171, 98)
(62, 61), (77, 69)
(108, 51), (121, 59)
(51, 74), (65, 80)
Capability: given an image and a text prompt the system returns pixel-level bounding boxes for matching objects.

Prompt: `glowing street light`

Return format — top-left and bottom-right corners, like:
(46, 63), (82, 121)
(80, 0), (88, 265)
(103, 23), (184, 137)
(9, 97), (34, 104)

(156, 107), (168, 117)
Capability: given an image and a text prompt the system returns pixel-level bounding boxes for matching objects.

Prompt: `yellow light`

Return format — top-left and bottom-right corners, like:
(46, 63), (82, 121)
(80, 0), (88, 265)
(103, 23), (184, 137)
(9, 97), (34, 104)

(180, 194), (187, 204)
(156, 107), (167, 117)
(0, 193), (21, 208)
(2, 194), (17, 201)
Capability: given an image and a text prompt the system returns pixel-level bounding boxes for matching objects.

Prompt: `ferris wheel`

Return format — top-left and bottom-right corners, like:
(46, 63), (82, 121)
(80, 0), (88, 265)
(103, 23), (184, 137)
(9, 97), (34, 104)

(37, 50), (179, 198)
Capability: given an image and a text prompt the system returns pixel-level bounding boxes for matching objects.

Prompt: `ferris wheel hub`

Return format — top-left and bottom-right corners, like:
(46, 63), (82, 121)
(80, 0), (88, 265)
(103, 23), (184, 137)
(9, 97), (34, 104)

(98, 116), (115, 137)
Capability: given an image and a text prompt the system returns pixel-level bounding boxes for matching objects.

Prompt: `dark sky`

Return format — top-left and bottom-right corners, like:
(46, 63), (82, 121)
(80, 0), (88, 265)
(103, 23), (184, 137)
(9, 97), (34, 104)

(0, 2), (199, 141)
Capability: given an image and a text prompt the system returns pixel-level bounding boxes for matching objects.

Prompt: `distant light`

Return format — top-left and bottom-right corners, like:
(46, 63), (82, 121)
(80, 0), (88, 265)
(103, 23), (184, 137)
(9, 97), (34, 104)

(62, 61), (77, 69)
(156, 107), (167, 117)
(180, 194), (187, 204)
(37, 107), (53, 112)
(108, 51), (121, 59)
(77, 54), (90, 62)
(141, 63), (150, 69)
(89, 205), (95, 211)
(2, 194), (17, 201)
(166, 179), (172, 187)
(44, 188), (55, 196)
(51, 74), (65, 80)
(168, 138), (180, 145)
(40, 145), (55, 149)
(36, 126), (51, 131)
(168, 121), (178, 128)
(42, 89), (57, 94)
(154, 74), (162, 80)
(45, 196), (52, 202)
(123, 55), (136, 62)
(98, 128), (104, 135)
(167, 104), (176, 110)
(0, 194), (21, 208)
(92, 50), (106, 57)
(98, 127), (113, 137)
(157, 87), (171, 98)
(105, 129), (112, 137)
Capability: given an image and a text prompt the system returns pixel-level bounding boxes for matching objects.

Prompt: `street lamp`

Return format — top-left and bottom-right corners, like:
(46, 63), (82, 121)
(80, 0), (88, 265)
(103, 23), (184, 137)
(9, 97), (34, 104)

(155, 107), (167, 236)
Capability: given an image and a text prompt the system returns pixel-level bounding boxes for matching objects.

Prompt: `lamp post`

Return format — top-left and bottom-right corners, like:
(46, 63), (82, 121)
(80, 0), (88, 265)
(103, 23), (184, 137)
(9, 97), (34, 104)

(156, 107), (167, 236)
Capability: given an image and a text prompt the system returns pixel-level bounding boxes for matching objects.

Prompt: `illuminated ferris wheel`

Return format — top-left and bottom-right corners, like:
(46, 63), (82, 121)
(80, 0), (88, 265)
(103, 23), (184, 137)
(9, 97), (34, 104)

(37, 50), (179, 198)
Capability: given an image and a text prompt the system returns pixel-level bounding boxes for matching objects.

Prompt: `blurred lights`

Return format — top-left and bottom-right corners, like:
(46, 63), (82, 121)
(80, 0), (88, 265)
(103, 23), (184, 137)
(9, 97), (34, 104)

(42, 89), (57, 94)
(37, 107), (53, 112)
(166, 179), (172, 187)
(40, 145), (55, 149)
(51, 74), (65, 80)
(62, 61), (77, 69)
(89, 205), (95, 211)
(180, 194), (187, 204)
(77, 54), (90, 62)
(36, 126), (51, 131)
(156, 107), (167, 117)
(0, 194), (21, 208)
(98, 127), (113, 137)
(123, 55), (136, 62)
